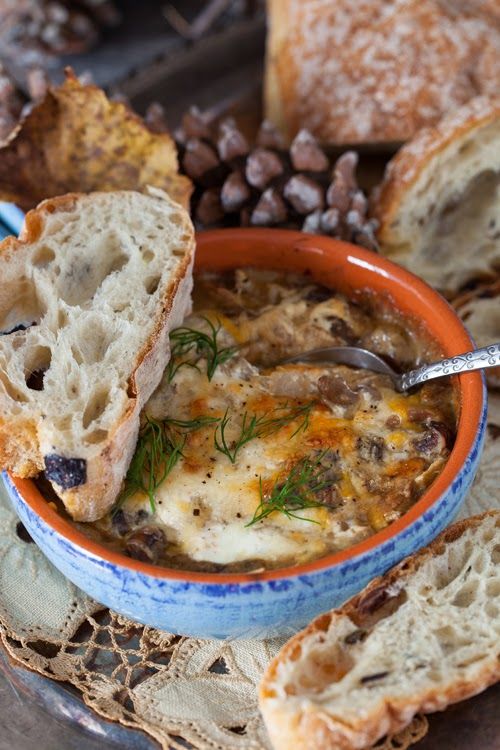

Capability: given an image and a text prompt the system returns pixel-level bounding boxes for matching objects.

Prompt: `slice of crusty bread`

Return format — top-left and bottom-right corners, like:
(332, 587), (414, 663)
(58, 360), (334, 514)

(372, 97), (500, 293)
(454, 276), (500, 388)
(0, 188), (194, 521)
(259, 511), (500, 750)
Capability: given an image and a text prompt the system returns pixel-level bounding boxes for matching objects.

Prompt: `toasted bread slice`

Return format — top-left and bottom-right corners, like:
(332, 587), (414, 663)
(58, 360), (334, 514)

(372, 97), (500, 292)
(0, 188), (194, 521)
(259, 511), (500, 750)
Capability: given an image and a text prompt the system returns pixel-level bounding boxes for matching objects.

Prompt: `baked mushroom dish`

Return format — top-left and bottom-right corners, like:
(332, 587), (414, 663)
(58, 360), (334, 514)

(55, 269), (457, 573)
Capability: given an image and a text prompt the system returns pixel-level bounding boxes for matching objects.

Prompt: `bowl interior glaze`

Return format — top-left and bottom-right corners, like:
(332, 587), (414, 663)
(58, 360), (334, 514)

(9, 229), (485, 584)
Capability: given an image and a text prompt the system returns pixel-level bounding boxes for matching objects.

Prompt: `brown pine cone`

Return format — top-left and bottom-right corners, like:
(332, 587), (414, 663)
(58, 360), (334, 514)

(76, 0), (121, 28)
(175, 110), (378, 250)
(0, 65), (25, 141)
(26, 66), (50, 101)
(0, 0), (120, 66)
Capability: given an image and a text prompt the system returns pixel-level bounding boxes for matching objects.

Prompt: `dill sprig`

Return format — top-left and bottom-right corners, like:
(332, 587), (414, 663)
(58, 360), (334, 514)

(166, 317), (237, 382)
(115, 414), (217, 514)
(246, 451), (331, 527)
(214, 401), (315, 464)
(163, 415), (220, 431)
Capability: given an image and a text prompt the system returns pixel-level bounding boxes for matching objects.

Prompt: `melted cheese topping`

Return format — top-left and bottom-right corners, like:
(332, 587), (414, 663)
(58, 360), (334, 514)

(87, 271), (456, 572)
(149, 366), (357, 565)
(127, 357), (447, 569)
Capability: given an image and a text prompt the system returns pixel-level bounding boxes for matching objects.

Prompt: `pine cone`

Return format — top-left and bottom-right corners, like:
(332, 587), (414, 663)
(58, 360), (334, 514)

(173, 106), (378, 250)
(0, 65), (25, 141)
(0, 0), (120, 65)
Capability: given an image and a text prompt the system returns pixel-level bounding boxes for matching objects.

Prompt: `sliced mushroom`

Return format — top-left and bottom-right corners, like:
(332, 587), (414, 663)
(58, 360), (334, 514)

(261, 366), (318, 399)
(429, 420), (455, 450)
(305, 286), (331, 303)
(312, 450), (343, 506)
(356, 436), (386, 462)
(125, 526), (166, 564)
(326, 315), (358, 344)
(407, 407), (435, 424)
(111, 508), (149, 537)
(318, 373), (360, 411)
(412, 426), (447, 455)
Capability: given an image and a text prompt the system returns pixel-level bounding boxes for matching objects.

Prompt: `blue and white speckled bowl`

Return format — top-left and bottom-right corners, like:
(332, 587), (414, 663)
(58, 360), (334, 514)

(3, 229), (487, 640)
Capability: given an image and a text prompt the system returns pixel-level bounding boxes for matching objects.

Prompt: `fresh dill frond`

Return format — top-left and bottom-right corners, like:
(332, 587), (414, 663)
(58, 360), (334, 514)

(163, 415), (220, 431)
(114, 417), (185, 514)
(245, 451), (331, 527)
(166, 317), (237, 382)
(214, 401), (316, 464)
(114, 414), (216, 514)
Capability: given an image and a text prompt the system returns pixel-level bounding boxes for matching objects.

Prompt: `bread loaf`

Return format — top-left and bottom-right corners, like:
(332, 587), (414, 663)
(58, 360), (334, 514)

(454, 277), (500, 387)
(259, 511), (500, 750)
(0, 188), (194, 521)
(265, 0), (500, 146)
(372, 97), (500, 292)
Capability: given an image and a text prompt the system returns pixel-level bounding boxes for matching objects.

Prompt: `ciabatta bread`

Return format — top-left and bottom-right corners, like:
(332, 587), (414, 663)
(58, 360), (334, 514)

(265, 0), (500, 146)
(0, 188), (194, 521)
(259, 511), (500, 750)
(454, 276), (500, 387)
(372, 97), (500, 292)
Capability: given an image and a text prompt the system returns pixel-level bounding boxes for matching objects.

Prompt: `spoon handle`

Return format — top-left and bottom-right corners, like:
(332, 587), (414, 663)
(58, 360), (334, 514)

(399, 343), (500, 390)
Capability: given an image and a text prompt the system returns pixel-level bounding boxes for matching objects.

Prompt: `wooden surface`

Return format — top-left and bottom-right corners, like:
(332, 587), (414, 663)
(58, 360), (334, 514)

(418, 683), (500, 750)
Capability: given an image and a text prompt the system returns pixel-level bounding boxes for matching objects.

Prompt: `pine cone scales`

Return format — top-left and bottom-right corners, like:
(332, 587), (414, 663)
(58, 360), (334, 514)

(175, 107), (378, 250)
(0, 65), (24, 140)
(0, 0), (120, 64)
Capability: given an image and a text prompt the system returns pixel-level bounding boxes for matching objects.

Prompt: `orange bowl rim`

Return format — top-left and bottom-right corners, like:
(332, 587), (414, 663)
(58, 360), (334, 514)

(8, 228), (485, 585)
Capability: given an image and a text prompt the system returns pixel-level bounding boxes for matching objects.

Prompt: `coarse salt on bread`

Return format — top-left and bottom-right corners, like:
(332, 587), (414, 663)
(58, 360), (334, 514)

(259, 511), (500, 750)
(0, 188), (194, 521)
(372, 96), (500, 292)
(265, 0), (500, 146)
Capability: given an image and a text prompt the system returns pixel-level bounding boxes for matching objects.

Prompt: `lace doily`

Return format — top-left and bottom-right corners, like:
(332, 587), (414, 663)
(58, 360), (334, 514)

(0, 393), (498, 750)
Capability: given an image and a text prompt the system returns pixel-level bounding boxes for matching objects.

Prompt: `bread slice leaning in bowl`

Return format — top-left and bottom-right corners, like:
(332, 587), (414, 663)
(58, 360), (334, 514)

(0, 188), (195, 521)
(259, 511), (500, 750)
(372, 96), (500, 293)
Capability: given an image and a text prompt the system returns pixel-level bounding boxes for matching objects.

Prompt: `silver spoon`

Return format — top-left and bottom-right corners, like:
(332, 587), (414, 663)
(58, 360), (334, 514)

(282, 343), (500, 392)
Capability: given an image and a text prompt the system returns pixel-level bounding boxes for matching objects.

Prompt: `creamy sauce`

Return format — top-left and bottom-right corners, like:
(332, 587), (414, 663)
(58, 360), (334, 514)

(75, 269), (457, 572)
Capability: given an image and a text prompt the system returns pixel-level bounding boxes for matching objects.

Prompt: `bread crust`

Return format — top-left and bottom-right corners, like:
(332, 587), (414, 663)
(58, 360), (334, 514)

(0, 417), (42, 477)
(0, 190), (195, 521)
(265, 0), (500, 145)
(372, 97), (500, 244)
(259, 511), (500, 750)
(61, 253), (194, 521)
(453, 277), (500, 388)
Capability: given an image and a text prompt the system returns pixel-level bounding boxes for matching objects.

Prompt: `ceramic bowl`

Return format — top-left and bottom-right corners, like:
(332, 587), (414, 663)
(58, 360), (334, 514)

(4, 229), (487, 640)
